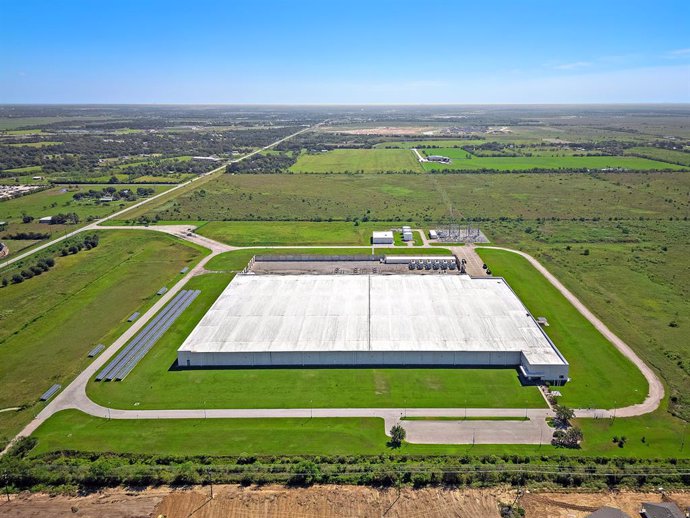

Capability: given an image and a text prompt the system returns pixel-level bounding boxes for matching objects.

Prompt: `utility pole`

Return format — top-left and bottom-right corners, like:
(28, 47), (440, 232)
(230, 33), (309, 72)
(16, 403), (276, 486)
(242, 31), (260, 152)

(207, 468), (214, 499)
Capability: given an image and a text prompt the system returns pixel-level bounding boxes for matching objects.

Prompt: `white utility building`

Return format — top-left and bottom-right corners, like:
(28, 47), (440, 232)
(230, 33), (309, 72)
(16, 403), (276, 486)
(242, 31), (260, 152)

(177, 274), (569, 384)
(372, 231), (394, 244)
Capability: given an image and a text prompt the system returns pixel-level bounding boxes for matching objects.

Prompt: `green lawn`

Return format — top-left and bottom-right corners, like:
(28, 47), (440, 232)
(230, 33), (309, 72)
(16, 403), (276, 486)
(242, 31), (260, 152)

(476, 248), (648, 409)
(0, 230), (204, 448)
(290, 149), (424, 173)
(30, 408), (690, 458)
(30, 411), (394, 456)
(198, 221), (393, 246)
(421, 148), (686, 171)
(482, 218), (690, 420)
(87, 272), (544, 410)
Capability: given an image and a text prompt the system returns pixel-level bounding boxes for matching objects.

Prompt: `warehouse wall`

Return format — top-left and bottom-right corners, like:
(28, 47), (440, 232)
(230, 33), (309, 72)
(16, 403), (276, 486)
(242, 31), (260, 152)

(178, 350), (523, 368)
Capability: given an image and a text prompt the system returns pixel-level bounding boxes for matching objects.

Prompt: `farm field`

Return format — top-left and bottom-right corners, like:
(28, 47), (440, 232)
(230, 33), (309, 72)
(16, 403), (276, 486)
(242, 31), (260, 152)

(374, 139), (485, 148)
(0, 230), (203, 448)
(132, 171), (690, 223)
(289, 149), (424, 173)
(87, 272), (545, 410)
(624, 146), (690, 166)
(421, 148), (686, 171)
(477, 249), (647, 409)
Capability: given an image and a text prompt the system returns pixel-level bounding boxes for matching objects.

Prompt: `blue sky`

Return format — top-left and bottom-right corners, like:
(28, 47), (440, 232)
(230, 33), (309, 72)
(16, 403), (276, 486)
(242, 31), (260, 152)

(2, 0), (689, 104)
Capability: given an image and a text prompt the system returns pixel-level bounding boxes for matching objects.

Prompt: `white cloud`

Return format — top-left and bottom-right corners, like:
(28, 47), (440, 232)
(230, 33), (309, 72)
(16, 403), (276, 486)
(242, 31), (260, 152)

(665, 48), (690, 58)
(553, 61), (592, 70)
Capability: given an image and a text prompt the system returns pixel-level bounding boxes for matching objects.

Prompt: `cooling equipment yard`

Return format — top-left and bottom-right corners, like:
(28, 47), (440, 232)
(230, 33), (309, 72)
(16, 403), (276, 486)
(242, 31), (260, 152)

(177, 270), (569, 384)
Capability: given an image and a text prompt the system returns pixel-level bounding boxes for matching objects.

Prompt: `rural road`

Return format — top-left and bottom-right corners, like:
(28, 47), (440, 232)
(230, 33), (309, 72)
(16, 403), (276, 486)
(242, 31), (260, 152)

(0, 122), (321, 270)
(411, 148), (427, 162)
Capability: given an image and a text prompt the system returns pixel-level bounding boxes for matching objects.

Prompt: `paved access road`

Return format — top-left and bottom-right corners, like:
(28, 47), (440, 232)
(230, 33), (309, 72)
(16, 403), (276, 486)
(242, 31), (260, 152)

(476, 246), (664, 419)
(0, 206), (665, 450)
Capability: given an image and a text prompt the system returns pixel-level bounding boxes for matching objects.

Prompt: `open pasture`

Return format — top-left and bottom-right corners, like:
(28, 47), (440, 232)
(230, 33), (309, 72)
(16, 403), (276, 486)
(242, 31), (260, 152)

(132, 171), (690, 223)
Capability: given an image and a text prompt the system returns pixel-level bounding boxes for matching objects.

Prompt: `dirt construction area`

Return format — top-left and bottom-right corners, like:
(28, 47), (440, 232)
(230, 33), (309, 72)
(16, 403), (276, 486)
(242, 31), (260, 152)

(2, 485), (689, 518)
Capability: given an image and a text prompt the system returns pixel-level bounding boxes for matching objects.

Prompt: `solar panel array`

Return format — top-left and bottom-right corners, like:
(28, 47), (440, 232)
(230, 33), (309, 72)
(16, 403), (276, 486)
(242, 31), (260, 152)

(96, 289), (201, 382)
(88, 344), (106, 357)
(127, 312), (140, 322)
(180, 266), (189, 274)
(157, 286), (168, 295)
(40, 384), (61, 401)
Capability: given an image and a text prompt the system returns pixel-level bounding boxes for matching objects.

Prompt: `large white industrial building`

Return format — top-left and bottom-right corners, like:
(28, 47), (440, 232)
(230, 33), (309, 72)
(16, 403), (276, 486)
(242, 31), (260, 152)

(177, 274), (569, 383)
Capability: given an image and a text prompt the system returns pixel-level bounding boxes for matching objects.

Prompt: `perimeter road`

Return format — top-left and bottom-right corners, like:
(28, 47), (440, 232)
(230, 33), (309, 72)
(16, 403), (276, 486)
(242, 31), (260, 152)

(0, 233), (664, 453)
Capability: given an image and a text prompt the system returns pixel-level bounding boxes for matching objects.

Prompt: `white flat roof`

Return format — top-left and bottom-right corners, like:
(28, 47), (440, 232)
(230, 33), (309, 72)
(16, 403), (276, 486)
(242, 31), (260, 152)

(179, 274), (566, 366)
(372, 231), (393, 238)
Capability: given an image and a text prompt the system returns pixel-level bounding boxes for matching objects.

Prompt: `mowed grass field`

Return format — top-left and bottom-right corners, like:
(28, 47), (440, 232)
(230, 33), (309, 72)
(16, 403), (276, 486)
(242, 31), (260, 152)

(483, 218), (690, 420)
(421, 148), (686, 171)
(476, 248), (648, 409)
(87, 272), (545, 410)
(131, 172), (690, 223)
(289, 149), (424, 173)
(0, 230), (203, 448)
(198, 221), (393, 246)
(31, 408), (690, 458)
(197, 221), (447, 248)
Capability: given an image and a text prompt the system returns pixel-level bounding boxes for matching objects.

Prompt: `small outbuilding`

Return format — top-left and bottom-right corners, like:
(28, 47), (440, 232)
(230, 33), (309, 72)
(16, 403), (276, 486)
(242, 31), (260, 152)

(429, 230), (438, 239)
(372, 231), (394, 245)
(39, 216), (53, 224)
(427, 155), (451, 163)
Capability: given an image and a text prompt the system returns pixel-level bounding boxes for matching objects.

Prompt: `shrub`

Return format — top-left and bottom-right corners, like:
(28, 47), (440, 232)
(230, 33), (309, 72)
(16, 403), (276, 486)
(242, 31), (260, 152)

(289, 460), (321, 486)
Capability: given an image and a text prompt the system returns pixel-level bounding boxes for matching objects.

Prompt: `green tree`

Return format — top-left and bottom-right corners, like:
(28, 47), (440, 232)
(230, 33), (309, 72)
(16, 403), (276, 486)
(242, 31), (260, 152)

(554, 404), (575, 428)
(389, 424), (406, 447)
